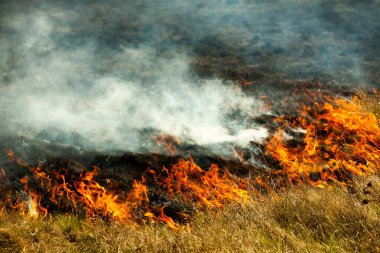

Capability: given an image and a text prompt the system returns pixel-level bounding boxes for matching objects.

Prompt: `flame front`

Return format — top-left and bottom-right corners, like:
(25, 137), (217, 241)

(1, 95), (379, 228)
(266, 97), (380, 188)
(1, 153), (248, 228)
(157, 158), (249, 208)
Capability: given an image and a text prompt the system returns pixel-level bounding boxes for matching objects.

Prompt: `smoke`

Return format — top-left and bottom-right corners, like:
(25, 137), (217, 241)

(0, 0), (379, 156)
(0, 11), (267, 154)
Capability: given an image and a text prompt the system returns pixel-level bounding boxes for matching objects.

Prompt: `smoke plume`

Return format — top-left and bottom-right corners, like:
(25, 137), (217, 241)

(0, 0), (379, 156)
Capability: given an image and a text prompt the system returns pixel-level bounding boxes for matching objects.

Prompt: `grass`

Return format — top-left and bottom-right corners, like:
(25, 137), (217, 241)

(0, 174), (379, 253)
(1, 93), (379, 252)
(357, 90), (380, 123)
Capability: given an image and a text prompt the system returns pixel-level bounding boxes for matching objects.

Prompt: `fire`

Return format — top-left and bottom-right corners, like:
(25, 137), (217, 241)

(1, 152), (248, 228)
(266, 97), (380, 187)
(4, 174), (49, 219)
(1, 94), (378, 229)
(6, 149), (28, 167)
(157, 206), (181, 230)
(74, 167), (136, 223)
(27, 192), (48, 219)
(155, 158), (249, 208)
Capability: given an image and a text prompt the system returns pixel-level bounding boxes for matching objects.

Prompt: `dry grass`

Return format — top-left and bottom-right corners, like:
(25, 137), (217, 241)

(357, 90), (380, 126)
(0, 175), (379, 253)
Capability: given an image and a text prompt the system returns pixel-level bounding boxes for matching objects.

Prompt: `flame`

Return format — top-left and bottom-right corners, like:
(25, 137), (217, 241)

(1, 95), (377, 228)
(266, 97), (380, 187)
(28, 192), (48, 219)
(157, 206), (181, 230)
(8, 175), (48, 219)
(6, 149), (28, 167)
(1, 151), (248, 228)
(156, 158), (249, 208)
(45, 166), (149, 224)
(74, 167), (133, 223)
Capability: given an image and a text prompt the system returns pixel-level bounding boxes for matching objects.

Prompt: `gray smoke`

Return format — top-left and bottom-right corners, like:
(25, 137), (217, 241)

(0, 11), (268, 153)
(0, 0), (379, 155)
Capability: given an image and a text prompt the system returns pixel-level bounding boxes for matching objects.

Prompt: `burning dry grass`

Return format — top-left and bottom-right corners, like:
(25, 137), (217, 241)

(0, 175), (379, 253)
(264, 98), (380, 192)
(0, 92), (379, 252)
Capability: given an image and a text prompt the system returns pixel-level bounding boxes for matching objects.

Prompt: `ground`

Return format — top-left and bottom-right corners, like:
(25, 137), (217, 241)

(0, 174), (379, 253)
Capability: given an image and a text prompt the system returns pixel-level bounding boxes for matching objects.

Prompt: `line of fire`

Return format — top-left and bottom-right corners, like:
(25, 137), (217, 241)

(1, 87), (379, 230)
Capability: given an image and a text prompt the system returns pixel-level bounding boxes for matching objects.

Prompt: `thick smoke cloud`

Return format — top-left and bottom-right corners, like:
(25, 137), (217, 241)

(0, 0), (379, 155)
(0, 8), (267, 153)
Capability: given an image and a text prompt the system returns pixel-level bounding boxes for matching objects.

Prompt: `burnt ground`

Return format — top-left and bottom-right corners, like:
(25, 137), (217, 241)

(0, 0), (379, 215)
(0, 81), (361, 209)
(1, 0), (380, 87)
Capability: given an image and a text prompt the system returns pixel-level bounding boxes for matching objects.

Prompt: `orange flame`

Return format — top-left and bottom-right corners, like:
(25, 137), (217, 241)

(10, 175), (48, 219)
(157, 206), (181, 230)
(3, 96), (376, 228)
(2, 150), (249, 228)
(6, 149), (28, 167)
(156, 158), (249, 208)
(266, 97), (380, 187)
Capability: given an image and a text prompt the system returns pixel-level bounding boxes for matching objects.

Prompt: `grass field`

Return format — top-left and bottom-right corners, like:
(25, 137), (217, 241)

(1, 1), (379, 252)
(0, 174), (379, 253)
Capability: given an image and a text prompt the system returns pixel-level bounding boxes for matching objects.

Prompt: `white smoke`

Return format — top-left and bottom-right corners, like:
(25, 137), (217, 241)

(0, 14), (268, 153)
